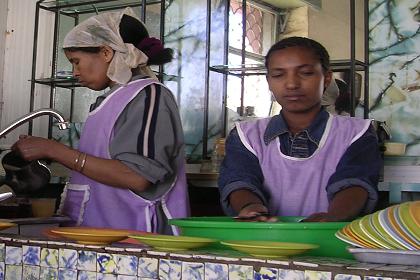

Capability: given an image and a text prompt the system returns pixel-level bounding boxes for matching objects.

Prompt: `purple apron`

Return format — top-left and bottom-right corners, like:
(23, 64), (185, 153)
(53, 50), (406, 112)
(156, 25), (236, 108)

(58, 79), (189, 233)
(236, 114), (371, 216)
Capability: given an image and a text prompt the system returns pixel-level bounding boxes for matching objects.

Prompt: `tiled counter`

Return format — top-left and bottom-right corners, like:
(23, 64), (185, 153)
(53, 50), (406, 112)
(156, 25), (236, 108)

(0, 234), (419, 280)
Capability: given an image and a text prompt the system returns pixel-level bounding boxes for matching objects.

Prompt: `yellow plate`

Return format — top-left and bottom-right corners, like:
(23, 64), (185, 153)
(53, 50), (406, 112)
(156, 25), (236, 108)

(220, 240), (319, 258)
(399, 202), (420, 241)
(50, 227), (130, 245)
(0, 222), (16, 231)
(359, 215), (393, 249)
(346, 221), (377, 248)
(387, 205), (419, 249)
(409, 201), (420, 228)
(335, 230), (365, 248)
(129, 234), (216, 251)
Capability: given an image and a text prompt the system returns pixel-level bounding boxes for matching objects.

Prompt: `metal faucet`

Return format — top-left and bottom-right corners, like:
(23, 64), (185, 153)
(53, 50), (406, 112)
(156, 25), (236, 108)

(0, 108), (70, 138)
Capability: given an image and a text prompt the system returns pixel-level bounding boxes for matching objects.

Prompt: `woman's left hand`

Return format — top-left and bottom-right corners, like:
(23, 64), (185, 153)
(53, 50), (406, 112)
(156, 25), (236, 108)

(11, 135), (62, 161)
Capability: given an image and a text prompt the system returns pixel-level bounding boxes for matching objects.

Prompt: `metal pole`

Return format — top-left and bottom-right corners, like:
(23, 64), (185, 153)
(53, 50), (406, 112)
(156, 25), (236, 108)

(48, 9), (61, 139)
(202, 0), (212, 159)
(350, 0), (356, 117)
(363, 0), (369, 119)
(141, 0), (147, 22)
(222, 0), (230, 137)
(29, 1), (44, 135)
(240, 0), (246, 116)
(159, 0), (165, 81)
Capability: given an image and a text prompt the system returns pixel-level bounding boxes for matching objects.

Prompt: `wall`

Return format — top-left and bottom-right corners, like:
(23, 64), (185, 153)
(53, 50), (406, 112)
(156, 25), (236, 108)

(0, 0), (54, 147)
(368, 0), (420, 155)
(308, 0), (365, 61)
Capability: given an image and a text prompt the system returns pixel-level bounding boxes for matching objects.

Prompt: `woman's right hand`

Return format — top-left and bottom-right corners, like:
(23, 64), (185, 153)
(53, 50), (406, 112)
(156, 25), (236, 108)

(236, 203), (278, 222)
(11, 135), (64, 161)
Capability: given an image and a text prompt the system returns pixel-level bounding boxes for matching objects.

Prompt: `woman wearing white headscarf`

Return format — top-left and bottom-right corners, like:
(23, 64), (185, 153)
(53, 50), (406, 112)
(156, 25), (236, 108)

(12, 8), (189, 234)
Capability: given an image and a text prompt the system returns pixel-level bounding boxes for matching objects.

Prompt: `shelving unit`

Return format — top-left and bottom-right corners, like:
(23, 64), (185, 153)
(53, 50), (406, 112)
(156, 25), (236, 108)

(201, 0), (369, 158)
(29, 0), (165, 137)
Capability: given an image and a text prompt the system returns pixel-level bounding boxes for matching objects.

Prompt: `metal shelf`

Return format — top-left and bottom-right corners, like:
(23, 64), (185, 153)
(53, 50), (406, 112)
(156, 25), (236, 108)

(209, 59), (367, 77)
(33, 71), (180, 89)
(38, 0), (160, 15)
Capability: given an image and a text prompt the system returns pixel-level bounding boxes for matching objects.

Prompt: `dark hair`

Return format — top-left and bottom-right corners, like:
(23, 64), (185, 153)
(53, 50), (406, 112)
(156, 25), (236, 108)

(119, 14), (173, 66)
(265, 36), (330, 72)
(63, 14), (173, 66)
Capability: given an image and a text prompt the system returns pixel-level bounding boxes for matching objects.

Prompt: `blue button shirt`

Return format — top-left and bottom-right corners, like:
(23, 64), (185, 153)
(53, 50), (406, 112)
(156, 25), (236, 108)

(218, 109), (382, 216)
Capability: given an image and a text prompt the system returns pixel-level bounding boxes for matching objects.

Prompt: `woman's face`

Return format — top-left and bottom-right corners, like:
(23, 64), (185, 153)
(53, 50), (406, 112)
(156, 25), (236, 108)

(65, 47), (113, 91)
(266, 46), (332, 114)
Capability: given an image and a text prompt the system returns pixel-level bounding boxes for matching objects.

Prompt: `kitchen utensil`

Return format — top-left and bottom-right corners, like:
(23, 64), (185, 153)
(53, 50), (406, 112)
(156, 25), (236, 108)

(30, 198), (56, 217)
(169, 216), (350, 258)
(1, 151), (51, 195)
(0, 192), (13, 202)
(129, 234), (216, 251)
(220, 240), (319, 258)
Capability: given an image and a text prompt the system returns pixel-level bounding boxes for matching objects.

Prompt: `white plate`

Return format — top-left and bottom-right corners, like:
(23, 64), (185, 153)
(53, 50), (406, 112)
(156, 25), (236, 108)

(347, 247), (420, 265)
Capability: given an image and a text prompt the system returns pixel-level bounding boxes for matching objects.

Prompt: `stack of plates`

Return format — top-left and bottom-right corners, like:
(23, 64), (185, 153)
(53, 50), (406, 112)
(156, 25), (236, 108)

(336, 201), (419, 250)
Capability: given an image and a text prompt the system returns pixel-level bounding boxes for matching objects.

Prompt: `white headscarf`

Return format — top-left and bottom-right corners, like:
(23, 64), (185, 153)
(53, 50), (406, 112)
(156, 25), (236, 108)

(63, 7), (156, 84)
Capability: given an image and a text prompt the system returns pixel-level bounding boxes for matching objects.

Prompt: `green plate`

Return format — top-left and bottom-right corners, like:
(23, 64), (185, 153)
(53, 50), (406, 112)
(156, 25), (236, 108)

(169, 216), (350, 258)
(220, 240), (319, 258)
(129, 234), (216, 251)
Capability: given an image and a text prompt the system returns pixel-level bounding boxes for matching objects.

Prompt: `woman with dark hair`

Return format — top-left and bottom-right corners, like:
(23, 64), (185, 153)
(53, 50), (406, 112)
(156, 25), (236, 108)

(12, 8), (189, 233)
(219, 37), (381, 222)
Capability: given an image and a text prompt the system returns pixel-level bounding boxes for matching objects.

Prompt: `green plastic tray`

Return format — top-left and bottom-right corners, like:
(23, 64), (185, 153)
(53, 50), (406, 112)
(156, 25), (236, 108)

(169, 216), (351, 259)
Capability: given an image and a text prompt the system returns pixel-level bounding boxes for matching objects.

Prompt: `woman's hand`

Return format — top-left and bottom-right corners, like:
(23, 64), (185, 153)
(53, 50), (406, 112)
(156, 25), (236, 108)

(11, 135), (64, 161)
(236, 203), (278, 222)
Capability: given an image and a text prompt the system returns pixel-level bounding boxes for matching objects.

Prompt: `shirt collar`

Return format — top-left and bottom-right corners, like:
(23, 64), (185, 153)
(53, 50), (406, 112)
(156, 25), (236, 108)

(264, 107), (329, 145)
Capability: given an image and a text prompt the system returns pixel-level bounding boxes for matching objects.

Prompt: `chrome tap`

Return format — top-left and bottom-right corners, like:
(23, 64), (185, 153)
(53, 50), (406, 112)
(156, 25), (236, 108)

(0, 108), (70, 138)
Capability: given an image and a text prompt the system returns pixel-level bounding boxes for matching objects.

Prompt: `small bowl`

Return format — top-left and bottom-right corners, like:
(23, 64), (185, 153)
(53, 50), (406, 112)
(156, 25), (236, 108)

(384, 142), (406, 156)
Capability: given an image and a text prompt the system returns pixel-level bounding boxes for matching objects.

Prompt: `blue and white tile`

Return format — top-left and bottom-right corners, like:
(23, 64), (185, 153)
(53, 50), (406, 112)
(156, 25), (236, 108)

(59, 248), (78, 269)
(116, 275), (137, 280)
(182, 262), (204, 280)
(5, 246), (22, 265)
(23, 265), (40, 280)
(335, 275), (361, 280)
(40, 267), (59, 279)
(96, 273), (117, 280)
(305, 270), (331, 280)
(40, 248), (59, 268)
(78, 250), (97, 271)
(0, 262), (4, 280)
(23, 245), (41, 265)
(278, 269), (304, 280)
(204, 263), (228, 280)
(364, 277), (392, 280)
(229, 264), (253, 280)
(58, 268), (77, 280)
(115, 254), (137, 276)
(97, 253), (117, 274)
(5, 265), (22, 280)
(0, 244), (4, 262)
(78, 270), (97, 280)
(137, 257), (158, 278)
(159, 259), (182, 280)
(254, 267), (278, 280)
